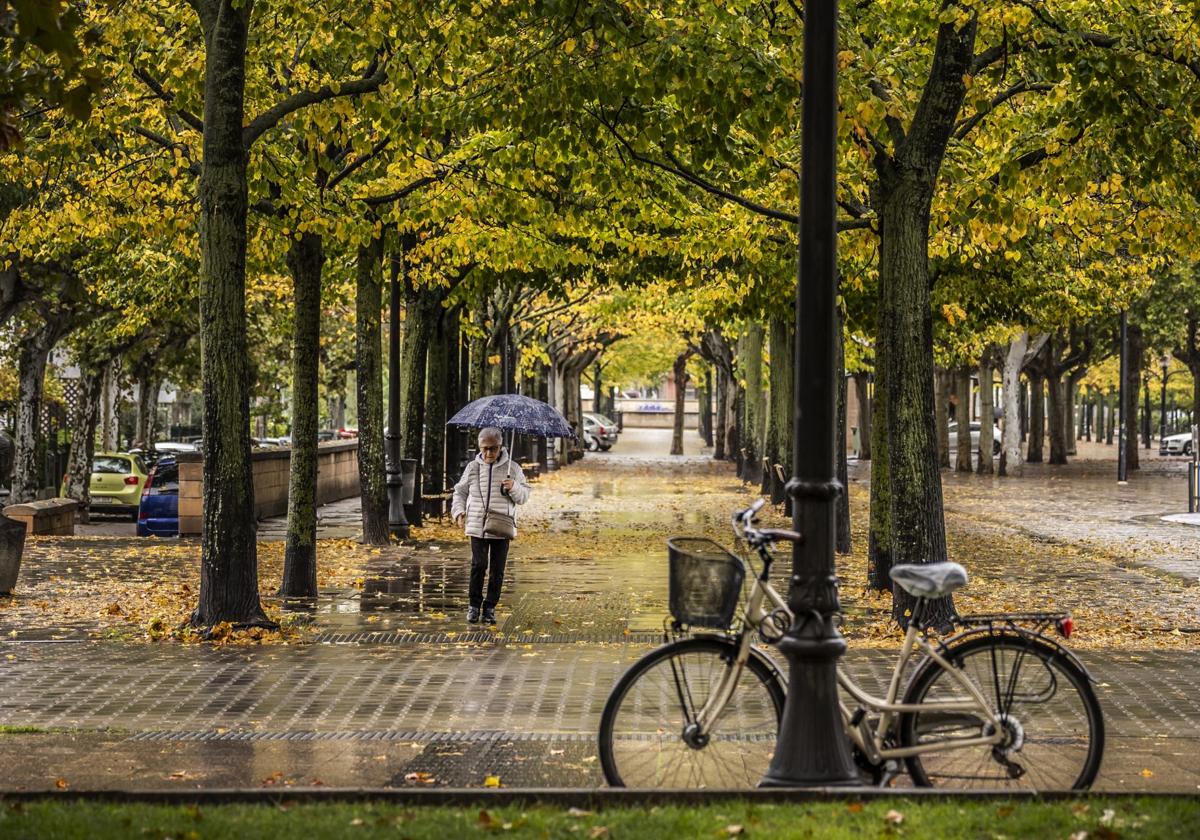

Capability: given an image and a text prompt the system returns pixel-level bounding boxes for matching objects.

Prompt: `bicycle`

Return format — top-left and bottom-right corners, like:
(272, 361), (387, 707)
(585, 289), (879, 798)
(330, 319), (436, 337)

(598, 499), (1105, 789)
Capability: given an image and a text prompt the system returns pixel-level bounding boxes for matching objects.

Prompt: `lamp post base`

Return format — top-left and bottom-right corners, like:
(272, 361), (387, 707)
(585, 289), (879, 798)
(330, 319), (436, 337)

(760, 631), (860, 787)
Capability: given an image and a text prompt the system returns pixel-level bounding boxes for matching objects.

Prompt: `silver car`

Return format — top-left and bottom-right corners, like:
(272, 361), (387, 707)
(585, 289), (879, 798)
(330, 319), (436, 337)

(947, 422), (1002, 456)
(1161, 432), (1192, 456)
(583, 412), (619, 451)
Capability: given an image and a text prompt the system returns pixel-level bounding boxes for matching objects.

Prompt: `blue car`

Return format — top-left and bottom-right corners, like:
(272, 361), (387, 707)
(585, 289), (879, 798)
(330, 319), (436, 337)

(137, 457), (179, 537)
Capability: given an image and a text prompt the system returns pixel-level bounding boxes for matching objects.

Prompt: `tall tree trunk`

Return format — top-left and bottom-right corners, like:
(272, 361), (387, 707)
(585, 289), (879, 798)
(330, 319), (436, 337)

(1093, 386), (1103, 443)
(1047, 371), (1068, 465)
(100, 358), (121, 452)
(281, 232), (323, 598)
(1083, 386), (1092, 442)
(592, 360), (602, 414)
(191, 0), (269, 629)
(12, 322), (59, 502)
(836, 321), (851, 554)
(400, 297), (435, 526)
(355, 236), (389, 545)
(875, 169), (954, 625)
(1066, 374), (1082, 456)
(1106, 389), (1116, 445)
(444, 307), (464, 485)
(1141, 377), (1152, 449)
(135, 375), (161, 446)
(469, 331), (487, 401)
(954, 368), (972, 472)
(935, 368), (951, 468)
(64, 367), (102, 522)
(867, 318), (892, 591)
(853, 373), (872, 461)
(424, 309), (449, 499)
(977, 356), (994, 474)
(670, 350), (690, 455)
(701, 366), (714, 447)
(1027, 374), (1045, 463)
(740, 323), (765, 484)
(999, 333), (1027, 476)
(713, 364), (728, 461)
(1125, 324), (1144, 470)
(868, 16), (979, 624)
(765, 317), (793, 505)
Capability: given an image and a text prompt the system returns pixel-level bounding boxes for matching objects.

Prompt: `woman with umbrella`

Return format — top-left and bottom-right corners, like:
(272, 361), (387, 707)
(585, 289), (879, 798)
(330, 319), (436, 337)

(448, 394), (574, 625)
(451, 426), (531, 625)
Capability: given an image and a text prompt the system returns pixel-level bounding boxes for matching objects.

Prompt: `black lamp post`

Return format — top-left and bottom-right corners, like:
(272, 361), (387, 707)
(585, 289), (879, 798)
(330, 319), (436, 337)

(761, 0), (858, 787)
(386, 243), (410, 539)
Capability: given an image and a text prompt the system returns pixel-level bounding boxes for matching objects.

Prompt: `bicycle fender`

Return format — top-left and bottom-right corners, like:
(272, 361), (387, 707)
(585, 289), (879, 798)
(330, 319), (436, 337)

(933, 625), (1097, 684)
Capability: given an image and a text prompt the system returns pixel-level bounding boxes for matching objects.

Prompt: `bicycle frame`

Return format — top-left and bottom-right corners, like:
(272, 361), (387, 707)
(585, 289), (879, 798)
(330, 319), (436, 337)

(837, 619), (1005, 763)
(689, 550), (1005, 764)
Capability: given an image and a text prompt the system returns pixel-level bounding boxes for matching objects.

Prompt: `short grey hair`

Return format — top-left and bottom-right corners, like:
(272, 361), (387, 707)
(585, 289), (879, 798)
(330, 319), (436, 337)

(478, 427), (503, 445)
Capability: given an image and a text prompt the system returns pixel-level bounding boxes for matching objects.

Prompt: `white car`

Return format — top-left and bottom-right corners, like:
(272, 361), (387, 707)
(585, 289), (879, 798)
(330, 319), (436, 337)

(947, 422), (1002, 456)
(1161, 432), (1193, 456)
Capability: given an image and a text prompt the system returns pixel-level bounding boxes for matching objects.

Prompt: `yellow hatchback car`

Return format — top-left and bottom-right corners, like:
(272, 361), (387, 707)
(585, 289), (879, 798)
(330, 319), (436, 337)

(60, 453), (150, 518)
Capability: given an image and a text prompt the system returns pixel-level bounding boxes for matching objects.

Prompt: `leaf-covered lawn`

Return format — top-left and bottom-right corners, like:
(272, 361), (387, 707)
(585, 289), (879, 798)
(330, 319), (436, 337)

(1, 797), (1197, 839)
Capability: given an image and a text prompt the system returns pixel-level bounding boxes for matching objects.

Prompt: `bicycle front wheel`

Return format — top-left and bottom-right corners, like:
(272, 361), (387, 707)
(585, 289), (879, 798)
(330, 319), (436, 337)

(899, 634), (1104, 790)
(599, 637), (785, 788)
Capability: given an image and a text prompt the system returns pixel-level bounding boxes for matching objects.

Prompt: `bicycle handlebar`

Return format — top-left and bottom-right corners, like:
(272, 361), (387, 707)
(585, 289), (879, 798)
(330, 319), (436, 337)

(732, 499), (802, 548)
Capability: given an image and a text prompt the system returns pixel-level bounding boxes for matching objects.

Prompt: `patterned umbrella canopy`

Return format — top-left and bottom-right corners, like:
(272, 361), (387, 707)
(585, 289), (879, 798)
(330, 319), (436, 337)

(447, 394), (575, 439)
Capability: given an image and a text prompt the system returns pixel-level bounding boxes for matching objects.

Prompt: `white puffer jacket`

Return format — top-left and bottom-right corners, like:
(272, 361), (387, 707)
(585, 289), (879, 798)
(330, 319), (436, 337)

(451, 448), (531, 539)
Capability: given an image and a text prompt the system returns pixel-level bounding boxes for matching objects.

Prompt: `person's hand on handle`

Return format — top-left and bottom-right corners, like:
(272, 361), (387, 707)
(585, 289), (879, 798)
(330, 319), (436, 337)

(501, 478), (514, 495)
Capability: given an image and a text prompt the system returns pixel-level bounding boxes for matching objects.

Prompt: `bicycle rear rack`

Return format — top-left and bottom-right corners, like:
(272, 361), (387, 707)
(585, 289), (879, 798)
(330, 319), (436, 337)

(956, 611), (1073, 638)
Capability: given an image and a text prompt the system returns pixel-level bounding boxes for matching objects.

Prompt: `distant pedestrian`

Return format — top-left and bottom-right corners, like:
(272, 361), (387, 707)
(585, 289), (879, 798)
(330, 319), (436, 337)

(451, 427), (531, 625)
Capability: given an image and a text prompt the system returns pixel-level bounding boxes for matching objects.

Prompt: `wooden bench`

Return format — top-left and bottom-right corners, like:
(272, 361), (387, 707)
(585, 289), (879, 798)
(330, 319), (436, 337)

(2, 498), (79, 536)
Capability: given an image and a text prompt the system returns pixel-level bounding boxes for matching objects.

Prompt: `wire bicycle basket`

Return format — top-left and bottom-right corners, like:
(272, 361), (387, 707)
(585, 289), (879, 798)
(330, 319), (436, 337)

(666, 537), (745, 629)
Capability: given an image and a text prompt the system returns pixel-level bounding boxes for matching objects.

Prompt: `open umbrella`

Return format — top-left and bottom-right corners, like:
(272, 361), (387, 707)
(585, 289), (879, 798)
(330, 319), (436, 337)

(447, 394), (575, 439)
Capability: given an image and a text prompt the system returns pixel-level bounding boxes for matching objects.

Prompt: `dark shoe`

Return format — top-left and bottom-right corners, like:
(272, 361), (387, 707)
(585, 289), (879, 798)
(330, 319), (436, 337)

(467, 606), (481, 624)
(482, 606), (497, 625)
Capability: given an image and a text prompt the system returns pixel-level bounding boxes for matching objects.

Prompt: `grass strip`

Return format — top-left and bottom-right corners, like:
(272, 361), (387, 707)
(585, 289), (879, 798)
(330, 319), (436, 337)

(1, 797), (1197, 839)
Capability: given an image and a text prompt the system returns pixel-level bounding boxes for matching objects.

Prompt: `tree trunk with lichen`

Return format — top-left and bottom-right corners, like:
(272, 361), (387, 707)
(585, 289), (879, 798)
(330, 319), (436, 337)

(191, 0), (271, 629)
(64, 367), (103, 522)
(280, 232), (323, 598)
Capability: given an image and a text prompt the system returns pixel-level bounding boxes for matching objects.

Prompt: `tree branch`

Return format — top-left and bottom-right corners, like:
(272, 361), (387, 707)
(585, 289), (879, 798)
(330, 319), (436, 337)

(326, 137), (390, 192)
(362, 173), (443, 207)
(243, 54), (389, 149)
(134, 67), (203, 133)
(954, 81), (1053, 141)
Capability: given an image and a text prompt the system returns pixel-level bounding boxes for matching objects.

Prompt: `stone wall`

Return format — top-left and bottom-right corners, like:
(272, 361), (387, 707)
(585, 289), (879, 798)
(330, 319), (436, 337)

(177, 440), (359, 536)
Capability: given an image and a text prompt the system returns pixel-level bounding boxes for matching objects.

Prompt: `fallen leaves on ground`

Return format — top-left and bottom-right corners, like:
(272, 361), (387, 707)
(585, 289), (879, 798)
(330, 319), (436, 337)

(4, 459), (1197, 649)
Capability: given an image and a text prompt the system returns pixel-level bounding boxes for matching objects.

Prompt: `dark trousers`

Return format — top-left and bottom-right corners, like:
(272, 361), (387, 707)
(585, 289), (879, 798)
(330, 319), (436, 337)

(470, 537), (510, 609)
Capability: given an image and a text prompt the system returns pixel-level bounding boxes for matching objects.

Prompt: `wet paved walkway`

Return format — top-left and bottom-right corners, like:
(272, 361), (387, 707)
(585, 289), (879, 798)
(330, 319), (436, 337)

(2, 430), (1199, 791)
(0, 641), (1195, 791)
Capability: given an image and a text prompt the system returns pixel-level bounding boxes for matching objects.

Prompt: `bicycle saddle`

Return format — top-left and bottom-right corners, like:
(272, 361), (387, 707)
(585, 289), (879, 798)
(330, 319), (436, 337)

(889, 562), (968, 598)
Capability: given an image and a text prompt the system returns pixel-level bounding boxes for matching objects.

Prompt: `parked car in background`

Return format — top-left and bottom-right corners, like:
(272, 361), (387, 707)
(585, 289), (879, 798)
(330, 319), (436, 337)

(137, 456), (179, 537)
(1161, 432), (1193, 456)
(61, 453), (149, 519)
(583, 412), (619, 451)
(947, 422), (1002, 456)
(151, 441), (198, 455)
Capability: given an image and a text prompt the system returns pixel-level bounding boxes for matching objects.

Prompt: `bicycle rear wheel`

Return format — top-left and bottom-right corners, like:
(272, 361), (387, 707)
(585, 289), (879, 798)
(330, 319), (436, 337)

(599, 637), (785, 788)
(899, 634), (1104, 790)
